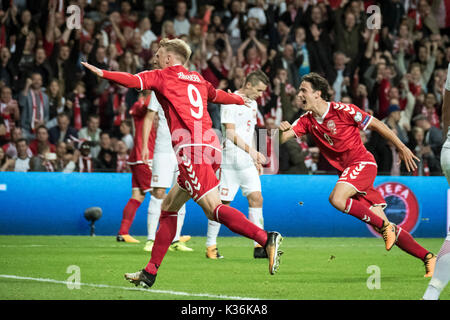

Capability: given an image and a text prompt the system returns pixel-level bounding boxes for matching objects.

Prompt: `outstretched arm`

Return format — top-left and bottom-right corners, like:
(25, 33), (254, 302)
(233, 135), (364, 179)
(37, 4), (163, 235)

(81, 62), (142, 89)
(368, 117), (419, 172)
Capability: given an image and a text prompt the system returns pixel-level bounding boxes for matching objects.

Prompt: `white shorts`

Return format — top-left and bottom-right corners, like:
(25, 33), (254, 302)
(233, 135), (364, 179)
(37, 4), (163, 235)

(441, 147), (450, 185)
(151, 151), (178, 189)
(218, 165), (261, 202)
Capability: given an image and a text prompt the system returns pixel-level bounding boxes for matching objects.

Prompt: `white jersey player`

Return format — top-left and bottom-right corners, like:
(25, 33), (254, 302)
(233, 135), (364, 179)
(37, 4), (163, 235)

(423, 63), (450, 300)
(205, 70), (269, 259)
(144, 91), (193, 252)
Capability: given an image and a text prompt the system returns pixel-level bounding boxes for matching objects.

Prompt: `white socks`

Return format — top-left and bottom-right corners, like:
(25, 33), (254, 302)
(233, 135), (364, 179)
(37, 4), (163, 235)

(248, 207), (264, 246)
(147, 195), (162, 241)
(423, 234), (450, 300)
(173, 204), (186, 242)
(206, 220), (221, 247)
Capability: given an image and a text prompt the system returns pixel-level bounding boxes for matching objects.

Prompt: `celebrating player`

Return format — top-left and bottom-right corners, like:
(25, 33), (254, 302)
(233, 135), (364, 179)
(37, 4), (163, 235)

(82, 38), (283, 289)
(422, 63), (450, 299)
(144, 89), (193, 253)
(206, 70), (269, 259)
(279, 72), (436, 277)
(116, 91), (156, 243)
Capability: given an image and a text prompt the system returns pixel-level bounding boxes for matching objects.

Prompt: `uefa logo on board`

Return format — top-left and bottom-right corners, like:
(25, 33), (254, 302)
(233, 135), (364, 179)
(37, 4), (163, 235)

(368, 182), (420, 237)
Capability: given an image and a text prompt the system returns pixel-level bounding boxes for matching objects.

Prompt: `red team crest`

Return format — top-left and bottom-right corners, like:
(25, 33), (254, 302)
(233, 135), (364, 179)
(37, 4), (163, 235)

(367, 182), (420, 236)
(326, 120), (337, 135)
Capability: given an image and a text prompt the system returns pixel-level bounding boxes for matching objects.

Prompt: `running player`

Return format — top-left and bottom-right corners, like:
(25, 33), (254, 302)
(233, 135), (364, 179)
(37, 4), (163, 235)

(116, 91), (156, 243)
(206, 70), (269, 259)
(82, 38), (283, 289)
(144, 90), (193, 252)
(422, 63), (450, 299)
(279, 72), (436, 277)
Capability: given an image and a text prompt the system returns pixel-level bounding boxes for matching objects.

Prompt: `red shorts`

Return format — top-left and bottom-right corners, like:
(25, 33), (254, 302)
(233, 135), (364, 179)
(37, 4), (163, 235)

(176, 146), (221, 202)
(130, 162), (152, 193)
(337, 162), (386, 209)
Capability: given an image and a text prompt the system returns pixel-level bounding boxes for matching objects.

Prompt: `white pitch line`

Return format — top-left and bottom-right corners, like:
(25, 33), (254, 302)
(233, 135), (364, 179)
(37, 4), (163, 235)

(0, 274), (261, 300)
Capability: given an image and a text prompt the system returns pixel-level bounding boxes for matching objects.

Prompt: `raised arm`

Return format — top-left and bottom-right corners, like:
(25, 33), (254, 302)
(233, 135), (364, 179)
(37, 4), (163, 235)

(367, 117), (419, 172)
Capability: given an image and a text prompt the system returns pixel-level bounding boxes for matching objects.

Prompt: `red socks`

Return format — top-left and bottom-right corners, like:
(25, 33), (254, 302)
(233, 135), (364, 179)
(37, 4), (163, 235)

(395, 227), (429, 260)
(344, 198), (385, 229)
(145, 210), (178, 275)
(213, 204), (268, 246)
(118, 199), (142, 235)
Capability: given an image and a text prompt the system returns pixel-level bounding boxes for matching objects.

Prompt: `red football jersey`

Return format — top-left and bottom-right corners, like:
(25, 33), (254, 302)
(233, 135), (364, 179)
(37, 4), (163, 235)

(292, 102), (375, 172)
(136, 65), (221, 152)
(127, 95), (157, 164)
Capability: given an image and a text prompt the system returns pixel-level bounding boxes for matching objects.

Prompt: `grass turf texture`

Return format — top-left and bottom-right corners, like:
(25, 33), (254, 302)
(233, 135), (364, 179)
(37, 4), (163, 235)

(0, 235), (448, 300)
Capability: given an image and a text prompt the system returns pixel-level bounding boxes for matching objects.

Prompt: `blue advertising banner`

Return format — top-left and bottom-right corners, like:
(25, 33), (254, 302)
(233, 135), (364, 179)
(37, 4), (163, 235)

(0, 172), (448, 237)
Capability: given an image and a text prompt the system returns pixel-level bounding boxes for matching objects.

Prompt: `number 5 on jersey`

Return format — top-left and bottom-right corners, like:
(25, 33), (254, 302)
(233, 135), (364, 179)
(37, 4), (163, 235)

(188, 84), (203, 119)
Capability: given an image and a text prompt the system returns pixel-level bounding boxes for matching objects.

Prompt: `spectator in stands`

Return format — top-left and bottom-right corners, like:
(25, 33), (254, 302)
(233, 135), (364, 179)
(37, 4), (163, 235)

(0, 86), (20, 140)
(14, 138), (31, 172)
(29, 125), (56, 156)
(19, 73), (49, 140)
(0, 47), (18, 91)
(46, 79), (67, 129)
(78, 114), (102, 158)
(115, 140), (130, 173)
(119, 119), (133, 150)
(173, 0), (190, 36)
(411, 114), (443, 158)
(0, 147), (14, 171)
(137, 17), (157, 50)
(29, 143), (57, 172)
(409, 126), (441, 176)
(2, 127), (32, 159)
(48, 112), (78, 145)
(150, 3), (167, 37)
(77, 141), (99, 173)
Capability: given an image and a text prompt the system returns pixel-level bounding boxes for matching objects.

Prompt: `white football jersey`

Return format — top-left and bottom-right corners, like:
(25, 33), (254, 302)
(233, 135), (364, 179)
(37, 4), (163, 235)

(221, 95), (258, 169)
(148, 91), (172, 154)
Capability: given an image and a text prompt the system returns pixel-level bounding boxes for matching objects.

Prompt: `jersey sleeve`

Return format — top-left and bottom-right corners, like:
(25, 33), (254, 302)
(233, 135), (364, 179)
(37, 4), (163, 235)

(147, 91), (160, 112)
(205, 80), (245, 105)
(291, 114), (310, 137)
(334, 103), (373, 130)
(220, 104), (236, 124)
(135, 70), (163, 92)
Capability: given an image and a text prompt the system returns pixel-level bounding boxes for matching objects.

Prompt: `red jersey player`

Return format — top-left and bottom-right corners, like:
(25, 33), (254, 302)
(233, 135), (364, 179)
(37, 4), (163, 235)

(81, 38), (283, 289)
(280, 73), (436, 278)
(116, 91), (157, 243)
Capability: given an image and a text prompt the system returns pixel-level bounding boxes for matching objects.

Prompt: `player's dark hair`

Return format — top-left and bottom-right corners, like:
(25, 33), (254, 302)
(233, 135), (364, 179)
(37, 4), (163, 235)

(245, 70), (269, 87)
(301, 73), (331, 101)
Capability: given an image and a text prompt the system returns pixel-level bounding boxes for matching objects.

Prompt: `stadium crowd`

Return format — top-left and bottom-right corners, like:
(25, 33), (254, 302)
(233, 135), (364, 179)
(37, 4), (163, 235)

(0, 0), (448, 176)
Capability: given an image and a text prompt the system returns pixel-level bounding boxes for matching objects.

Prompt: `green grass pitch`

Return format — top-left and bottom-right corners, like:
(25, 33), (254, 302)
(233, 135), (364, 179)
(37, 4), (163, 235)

(0, 235), (448, 300)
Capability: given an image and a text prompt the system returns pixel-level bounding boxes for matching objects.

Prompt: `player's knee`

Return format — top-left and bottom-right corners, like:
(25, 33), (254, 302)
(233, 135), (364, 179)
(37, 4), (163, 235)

(329, 194), (346, 212)
(247, 192), (263, 207)
(151, 188), (166, 200)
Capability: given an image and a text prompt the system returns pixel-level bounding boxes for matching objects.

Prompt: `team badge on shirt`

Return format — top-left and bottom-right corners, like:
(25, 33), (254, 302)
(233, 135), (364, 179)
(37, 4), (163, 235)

(354, 112), (363, 123)
(327, 120), (337, 135)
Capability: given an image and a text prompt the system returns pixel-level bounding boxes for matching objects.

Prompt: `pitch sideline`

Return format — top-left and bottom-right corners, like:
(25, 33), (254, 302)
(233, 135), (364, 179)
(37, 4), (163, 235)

(0, 274), (261, 300)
